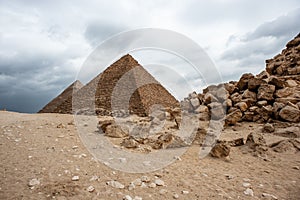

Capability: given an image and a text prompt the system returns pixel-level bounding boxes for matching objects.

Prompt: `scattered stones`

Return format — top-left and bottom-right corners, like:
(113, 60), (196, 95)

(244, 188), (254, 196)
(106, 180), (125, 189)
(242, 182), (251, 187)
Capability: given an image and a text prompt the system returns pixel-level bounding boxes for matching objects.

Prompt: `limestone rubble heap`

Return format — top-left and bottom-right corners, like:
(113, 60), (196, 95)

(182, 33), (300, 124)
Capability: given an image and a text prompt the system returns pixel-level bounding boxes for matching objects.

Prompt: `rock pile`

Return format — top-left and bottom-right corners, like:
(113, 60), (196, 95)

(181, 33), (300, 125)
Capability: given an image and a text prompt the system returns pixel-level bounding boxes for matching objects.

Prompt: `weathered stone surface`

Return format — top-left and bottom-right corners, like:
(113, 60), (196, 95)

(209, 103), (225, 120)
(237, 73), (254, 91)
(210, 142), (230, 158)
(279, 105), (300, 122)
(235, 102), (248, 112)
(224, 83), (237, 94)
(105, 124), (128, 138)
(225, 109), (242, 125)
(257, 84), (276, 101)
(242, 90), (257, 101)
(248, 78), (266, 91)
(263, 123), (275, 133)
(269, 76), (285, 89)
(231, 93), (242, 104)
(204, 93), (218, 104)
(190, 98), (200, 109)
(194, 105), (208, 114)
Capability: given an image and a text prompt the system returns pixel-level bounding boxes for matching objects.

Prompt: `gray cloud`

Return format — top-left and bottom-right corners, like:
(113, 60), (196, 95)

(0, 0), (299, 113)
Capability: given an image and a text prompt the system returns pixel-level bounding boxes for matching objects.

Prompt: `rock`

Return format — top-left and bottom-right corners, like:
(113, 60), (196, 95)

(141, 176), (150, 183)
(106, 180), (125, 189)
(242, 111), (255, 121)
(225, 109), (242, 125)
(237, 73), (254, 91)
(181, 100), (192, 112)
(274, 127), (300, 138)
(243, 182), (251, 187)
(235, 102), (248, 112)
(190, 98), (200, 109)
(246, 132), (266, 149)
(28, 178), (40, 187)
(262, 193), (278, 199)
(123, 195), (133, 200)
(244, 188), (254, 196)
(248, 77), (266, 91)
(132, 178), (142, 186)
(242, 89), (257, 101)
(56, 123), (66, 128)
(275, 87), (295, 98)
(227, 138), (244, 146)
(121, 137), (139, 148)
(181, 190), (189, 194)
(231, 92), (242, 104)
(263, 123), (275, 133)
(210, 142), (230, 158)
(133, 196), (142, 200)
(154, 179), (165, 186)
(204, 93), (218, 104)
(87, 185), (95, 192)
(279, 105), (300, 122)
(257, 84), (275, 101)
(105, 124), (128, 138)
(223, 99), (232, 108)
(292, 166), (300, 170)
(286, 80), (298, 87)
(224, 83), (236, 94)
(71, 176), (79, 181)
(173, 193), (179, 199)
(209, 103), (225, 120)
(148, 182), (156, 188)
(270, 139), (300, 153)
(159, 189), (168, 195)
(256, 70), (269, 79)
(268, 76), (285, 89)
(194, 105), (208, 113)
(257, 100), (268, 107)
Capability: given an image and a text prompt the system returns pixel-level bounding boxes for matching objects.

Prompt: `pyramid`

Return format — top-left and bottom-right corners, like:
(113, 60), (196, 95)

(38, 80), (83, 113)
(45, 54), (179, 116)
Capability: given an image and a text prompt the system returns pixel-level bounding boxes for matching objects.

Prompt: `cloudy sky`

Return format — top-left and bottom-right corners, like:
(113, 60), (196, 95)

(0, 0), (299, 113)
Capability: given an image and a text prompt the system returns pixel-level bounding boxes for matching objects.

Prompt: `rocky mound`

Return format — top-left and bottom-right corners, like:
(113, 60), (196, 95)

(182, 33), (300, 125)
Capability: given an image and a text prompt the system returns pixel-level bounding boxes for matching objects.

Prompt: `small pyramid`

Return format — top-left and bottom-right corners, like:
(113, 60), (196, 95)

(38, 80), (83, 113)
(44, 54), (179, 116)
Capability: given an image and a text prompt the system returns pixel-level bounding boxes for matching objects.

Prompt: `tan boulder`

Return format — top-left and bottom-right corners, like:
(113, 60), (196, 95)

(237, 73), (254, 91)
(225, 109), (242, 125)
(279, 105), (300, 122)
(257, 84), (275, 101)
(235, 102), (248, 112)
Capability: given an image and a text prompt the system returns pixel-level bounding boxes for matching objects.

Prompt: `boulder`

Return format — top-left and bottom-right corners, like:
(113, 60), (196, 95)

(204, 93), (218, 104)
(105, 124), (129, 138)
(225, 109), (243, 125)
(209, 102), (225, 120)
(210, 142), (230, 158)
(237, 73), (254, 91)
(257, 84), (275, 101)
(242, 111), (255, 121)
(235, 102), (248, 112)
(242, 89), (257, 101)
(190, 98), (200, 109)
(231, 92), (242, 104)
(248, 78), (266, 91)
(279, 105), (300, 122)
(268, 76), (285, 89)
(224, 83), (237, 94)
(275, 87), (295, 98)
(257, 100), (268, 107)
(286, 80), (298, 87)
(194, 105), (209, 113)
(263, 123), (275, 133)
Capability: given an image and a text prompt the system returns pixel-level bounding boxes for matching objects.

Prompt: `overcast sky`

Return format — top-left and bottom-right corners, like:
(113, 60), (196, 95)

(0, 0), (299, 113)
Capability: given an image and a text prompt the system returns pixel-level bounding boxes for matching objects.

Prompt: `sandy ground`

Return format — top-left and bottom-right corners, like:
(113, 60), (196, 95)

(0, 111), (299, 200)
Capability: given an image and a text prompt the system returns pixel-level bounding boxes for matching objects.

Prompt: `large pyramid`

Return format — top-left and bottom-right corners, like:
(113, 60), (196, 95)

(38, 80), (83, 113)
(41, 54), (179, 116)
